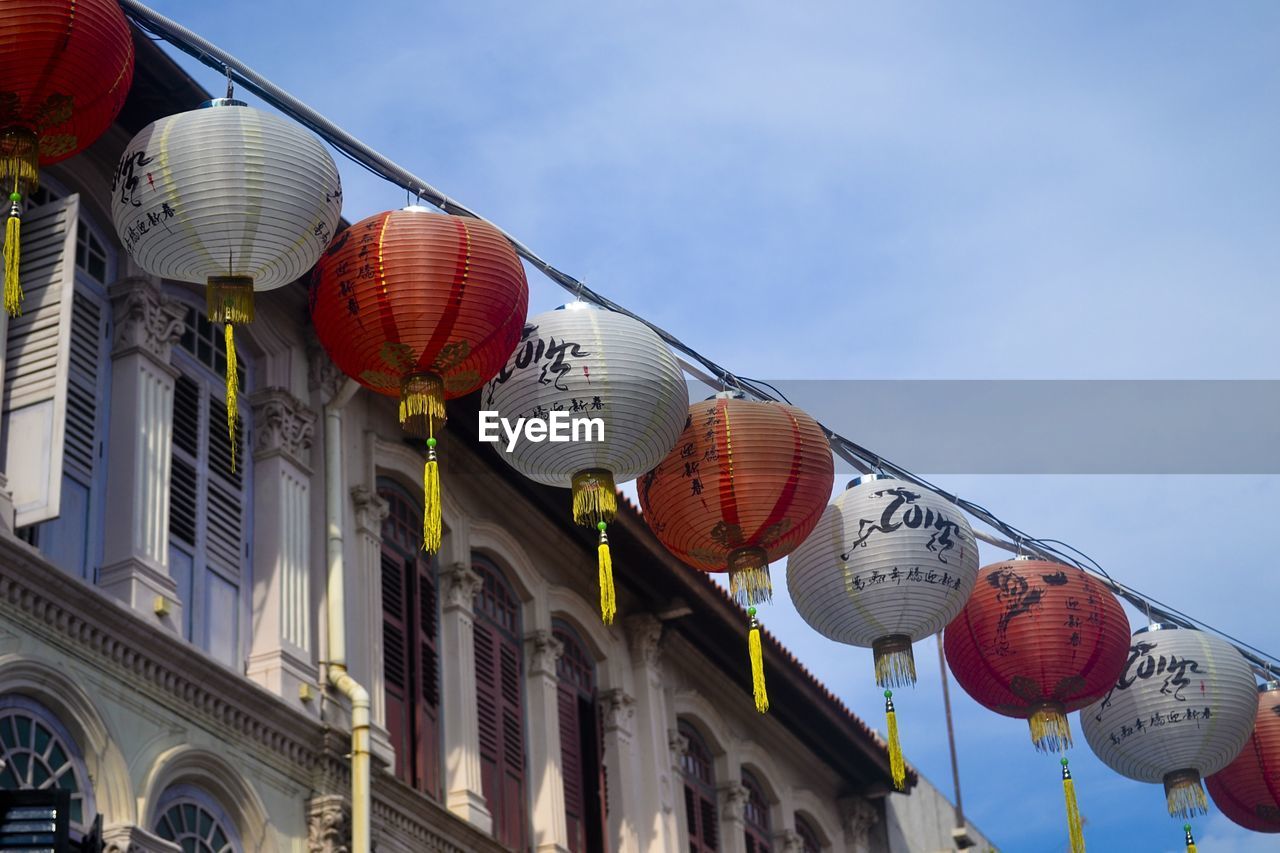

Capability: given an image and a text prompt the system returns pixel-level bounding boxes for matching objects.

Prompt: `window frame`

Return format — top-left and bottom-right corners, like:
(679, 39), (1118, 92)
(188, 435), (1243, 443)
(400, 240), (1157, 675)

(794, 813), (823, 853)
(553, 618), (606, 853)
(0, 695), (96, 837)
(741, 768), (772, 853)
(679, 719), (718, 853)
(166, 289), (254, 670)
(152, 782), (243, 853)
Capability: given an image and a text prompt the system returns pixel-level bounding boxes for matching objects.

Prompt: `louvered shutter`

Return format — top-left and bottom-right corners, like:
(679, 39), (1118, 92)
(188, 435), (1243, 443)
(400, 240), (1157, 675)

(558, 681), (585, 852)
(499, 639), (527, 852)
(416, 556), (440, 796)
(205, 395), (243, 575)
(1, 194), (79, 526)
(382, 548), (411, 784)
(475, 618), (501, 815)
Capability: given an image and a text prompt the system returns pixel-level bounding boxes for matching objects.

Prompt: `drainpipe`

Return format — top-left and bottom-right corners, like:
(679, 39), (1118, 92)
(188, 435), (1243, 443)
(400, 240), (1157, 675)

(325, 378), (370, 853)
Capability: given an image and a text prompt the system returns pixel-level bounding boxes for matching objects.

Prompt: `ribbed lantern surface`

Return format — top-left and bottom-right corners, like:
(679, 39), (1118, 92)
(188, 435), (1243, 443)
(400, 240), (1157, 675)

(311, 206), (528, 555)
(312, 207), (527, 406)
(787, 475), (979, 686)
(1206, 682), (1280, 833)
(2, 0), (134, 315)
(0, 0), (133, 167)
(638, 394), (834, 600)
(111, 101), (342, 290)
(482, 303), (687, 624)
(943, 559), (1130, 752)
(483, 303), (687, 488)
(1081, 624), (1259, 819)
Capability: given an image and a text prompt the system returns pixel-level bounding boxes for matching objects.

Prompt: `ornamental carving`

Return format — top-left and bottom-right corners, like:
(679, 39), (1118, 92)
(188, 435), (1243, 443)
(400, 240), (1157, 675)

(600, 688), (636, 736)
(351, 484), (390, 536)
(110, 276), (185, 361)
(251, 387), (317, 467)
(440, 562), (483, 613)
(625, 613), (664, 667)
(718, 782), (749, 823)
(307, 794), (351, 853)
(840, 796), (880, 847)
(525, 629), (564, 677)
(306, 327), (346, 402)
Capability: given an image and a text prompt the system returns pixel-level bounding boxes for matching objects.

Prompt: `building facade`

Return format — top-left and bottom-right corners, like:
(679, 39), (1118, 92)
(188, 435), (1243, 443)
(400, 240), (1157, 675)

(0, 29), (992, 853)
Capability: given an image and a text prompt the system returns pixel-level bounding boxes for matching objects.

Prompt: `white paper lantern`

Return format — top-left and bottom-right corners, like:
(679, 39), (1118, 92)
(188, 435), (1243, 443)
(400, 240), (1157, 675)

(110, 98), (342, 467)
(787, 474), (979, 687)
(1080, 623), (1259, 819)
(110, 98), (341, 294)
(482, 302), (688, 622)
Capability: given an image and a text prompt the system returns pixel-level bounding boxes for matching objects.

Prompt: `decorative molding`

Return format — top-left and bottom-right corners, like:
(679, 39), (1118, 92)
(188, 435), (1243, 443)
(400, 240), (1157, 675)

(600, 688), (636, 736)
(307, 794), (350, 853)
(524, 629), (564, 678)
(351, 485), (390, 538)
(440, 562), (483, 613)
(668, 728), (689, 769)
(110, 276), (185, 363)
(624, 613), (664, 667)
(306, 328), (346, 402)
(102, 824), (181, 853)
(839, 796), (880, 847)
(718, 782), (749, 824)
(251, 387), (317, 469)
(776, 828), (803, 853)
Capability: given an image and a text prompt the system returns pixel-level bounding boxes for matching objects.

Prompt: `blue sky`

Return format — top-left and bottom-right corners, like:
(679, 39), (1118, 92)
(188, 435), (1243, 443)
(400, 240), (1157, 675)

(146, 2), (1280, 849)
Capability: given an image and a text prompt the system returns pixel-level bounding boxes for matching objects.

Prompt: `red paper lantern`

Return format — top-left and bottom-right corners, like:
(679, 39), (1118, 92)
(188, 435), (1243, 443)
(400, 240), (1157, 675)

(638, 393), (834, 712)
(1, 0), (134, 314)
(1206, 681), (1280, 833)
(944, 558), (1130, 752)
(311, 207), (528, 550)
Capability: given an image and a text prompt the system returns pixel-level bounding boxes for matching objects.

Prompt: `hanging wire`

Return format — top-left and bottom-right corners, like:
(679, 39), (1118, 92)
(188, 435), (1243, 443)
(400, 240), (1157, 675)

(116, 0), (1279, 675)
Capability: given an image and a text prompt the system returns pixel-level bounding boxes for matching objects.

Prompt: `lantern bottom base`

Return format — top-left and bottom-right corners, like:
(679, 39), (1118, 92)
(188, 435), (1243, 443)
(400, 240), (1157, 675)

(728, 548), (772, 606)
(206, 276), (255, 324)
(400, 372), (447, 438)
(1028, 704), (1073, 752)
(1164, 769), (1208, 820)
(572, 469), (618, 527)
(0, 128), (39, 194)
(873, 635), (917, 689)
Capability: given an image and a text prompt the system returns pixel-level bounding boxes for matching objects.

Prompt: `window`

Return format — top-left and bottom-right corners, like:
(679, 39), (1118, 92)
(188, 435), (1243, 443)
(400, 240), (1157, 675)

(13, 178), (113, 582)
(168, 303), (250, 669)
(153, 784), (242, 853)
(0, 696), (95, 833)
(379, 478), (441, 798)
(795, 814), (822, 853)
(679, 719), (718, 853)
(742, 769), (772, 853)
(473, 557), (527, 851)
(554, 620), (606, 853)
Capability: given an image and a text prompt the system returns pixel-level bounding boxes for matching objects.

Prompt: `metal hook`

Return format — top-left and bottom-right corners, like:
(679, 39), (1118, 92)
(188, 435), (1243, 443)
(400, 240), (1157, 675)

(224, 65), (234, 100)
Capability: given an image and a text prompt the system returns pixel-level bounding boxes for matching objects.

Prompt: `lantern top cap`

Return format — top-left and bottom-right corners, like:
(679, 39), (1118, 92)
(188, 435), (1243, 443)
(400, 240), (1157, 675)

(556, 301), (595, 312)
(1134, 621), (1182, 635)
(847, 473), (894, 489)
(1260, 680), (1280, 693)
(706, 390), (748, 401)
(399, 205), (435, 214)
(199, 97), (248, 109)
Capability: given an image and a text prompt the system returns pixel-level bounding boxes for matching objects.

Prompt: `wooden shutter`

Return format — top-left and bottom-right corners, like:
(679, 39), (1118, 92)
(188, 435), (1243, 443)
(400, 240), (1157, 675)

(475, 617), (501, 813)
(558, 679), (585, 852)
(382, 547), (412, 785)
(415, 552), (440, 796)
(2, 194), (79, 526)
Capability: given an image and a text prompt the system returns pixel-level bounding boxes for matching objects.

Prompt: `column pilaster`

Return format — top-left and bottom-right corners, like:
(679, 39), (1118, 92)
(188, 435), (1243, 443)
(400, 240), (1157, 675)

(438, 561), (492, 832)
(625, 613), (681, 853)
(99, 277), (185, 630)
(525, 628), (570, 853)
(349, 483), (393, 766)
(600, 687), (639, 853)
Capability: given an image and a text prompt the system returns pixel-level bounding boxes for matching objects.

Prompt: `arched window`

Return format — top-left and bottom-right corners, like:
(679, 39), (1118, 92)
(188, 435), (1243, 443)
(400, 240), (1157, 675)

(795, 814), (822, 853)
(473, 557), (527, 851)
(0, 696), (95, 832)
(742, 769), (772, 853)
(168, 299), (251, 669)
(378, 477), (441, 797)
(679, 719), (717, 853)
(12, 174), (113, 583)
(153, 783), (243, 853)
(554, 619), (606, 853)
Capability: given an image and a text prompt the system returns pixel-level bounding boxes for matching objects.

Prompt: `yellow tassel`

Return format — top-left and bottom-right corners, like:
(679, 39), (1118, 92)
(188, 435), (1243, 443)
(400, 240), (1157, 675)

(572, 469), (617, 526)
(400, 372), (447, 439)
(597, 524), (616, 625)
(423, 438), (442, 554)
(1029, 703), (1073, 753)
(225, 323), (239, 473)
(1061, 758), (1085, 853)
(1164, 770), (1208, 820)
(1183, 823), (1196, 853)
(3, 197), (19, 318)
(748, 609), (768, 714)
(885, 689), (906, 791)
